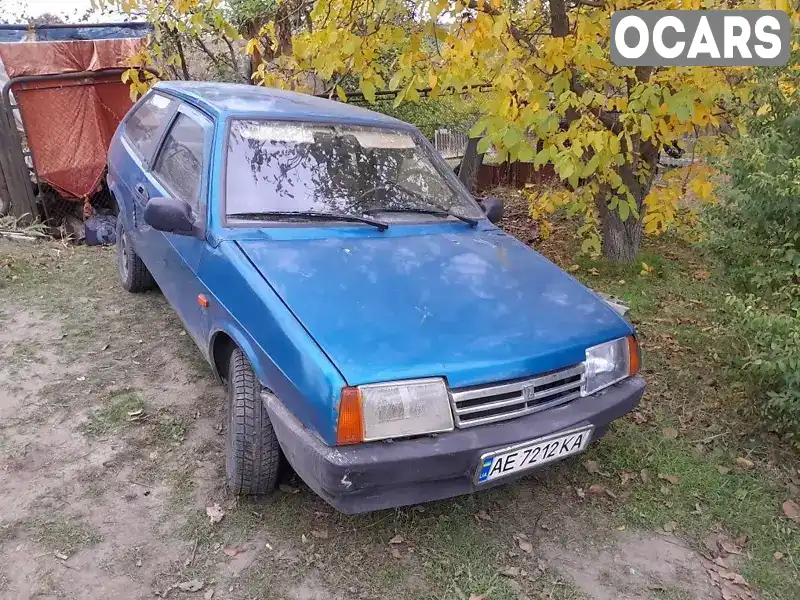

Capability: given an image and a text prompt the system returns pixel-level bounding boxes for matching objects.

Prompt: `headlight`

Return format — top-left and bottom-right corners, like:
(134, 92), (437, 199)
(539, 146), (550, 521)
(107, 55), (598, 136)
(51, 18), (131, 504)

(336, 378), (454, 445)
(583, 336), (640, 396)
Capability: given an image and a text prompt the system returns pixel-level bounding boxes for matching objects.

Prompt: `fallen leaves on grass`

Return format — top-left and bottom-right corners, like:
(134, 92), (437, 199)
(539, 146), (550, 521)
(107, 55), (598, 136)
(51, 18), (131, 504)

(717, 466), (732, 475)
(782, 499), (799, 521)
(630, 411), (648, 425)
(310, 529), (329, 539)
(222, 546), (245, 557)
(701, 556), (754, 600)
(735, 457), (754, 470)
(663, 521), (678, 533)
(693, 269), (711, 281)
(177, 580), (204, 592)
(468, 595), (485, 600)
(774, 551), (785, 561)
(662, 427), (679, 439)
(205, 504), (225, 524)
(390, 547), (402, 559)
(587, 484), (617, 499)
(719, 539), (743, 556)
(584, 460), (605, 475)
(640, 469), (651, 484)
(513, 532), (533, 554)
(500, 566), (520, 578)
(279, 484), (300, 494)
(658, 473), (680, 485)
(474, 510), (492, 522)
(388, 535), (404, 545)
(127, 409), (144, 422)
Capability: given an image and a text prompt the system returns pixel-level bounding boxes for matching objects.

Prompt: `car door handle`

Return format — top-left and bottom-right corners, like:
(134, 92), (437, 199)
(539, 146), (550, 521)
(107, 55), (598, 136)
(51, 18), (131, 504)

(134, 183), (149, 200)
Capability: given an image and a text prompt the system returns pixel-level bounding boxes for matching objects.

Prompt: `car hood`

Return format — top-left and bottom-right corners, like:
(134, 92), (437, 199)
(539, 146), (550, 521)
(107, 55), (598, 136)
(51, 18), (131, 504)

(236, 228), (633, 388)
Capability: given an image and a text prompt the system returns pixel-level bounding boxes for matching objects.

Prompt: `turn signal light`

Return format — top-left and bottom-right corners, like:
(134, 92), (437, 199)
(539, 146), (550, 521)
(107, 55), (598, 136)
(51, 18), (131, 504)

(628, 335), (641, 376)
(336, 387), (364, 445)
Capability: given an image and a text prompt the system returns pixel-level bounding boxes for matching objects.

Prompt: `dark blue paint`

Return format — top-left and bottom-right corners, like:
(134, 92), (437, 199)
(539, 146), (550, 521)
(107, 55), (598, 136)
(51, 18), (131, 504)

(109, 82), (635, 446)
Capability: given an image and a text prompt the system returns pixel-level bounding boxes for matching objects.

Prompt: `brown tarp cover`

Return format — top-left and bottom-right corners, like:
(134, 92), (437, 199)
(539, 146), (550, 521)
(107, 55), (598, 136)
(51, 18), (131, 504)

(0, 38), (146, 199)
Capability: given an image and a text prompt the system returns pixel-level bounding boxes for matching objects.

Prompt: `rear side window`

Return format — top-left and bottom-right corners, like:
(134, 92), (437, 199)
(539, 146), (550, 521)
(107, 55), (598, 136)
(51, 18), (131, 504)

(153, 113), (206, 209)
(125, 93), (174, 158)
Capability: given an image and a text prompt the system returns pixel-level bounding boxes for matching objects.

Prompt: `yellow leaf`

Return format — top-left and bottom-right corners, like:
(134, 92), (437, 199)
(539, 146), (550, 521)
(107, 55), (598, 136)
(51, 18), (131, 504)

(361, 80), (376, 103)
(336, 85), (347, 102)
(640, 115), (654, 141)
(756, 103), (772, 116)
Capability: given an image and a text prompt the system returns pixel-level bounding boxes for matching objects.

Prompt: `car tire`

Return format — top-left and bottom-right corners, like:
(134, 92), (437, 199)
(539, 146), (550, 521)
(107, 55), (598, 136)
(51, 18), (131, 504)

(225, 347), (281, 495)
(116, 220), (154, 293)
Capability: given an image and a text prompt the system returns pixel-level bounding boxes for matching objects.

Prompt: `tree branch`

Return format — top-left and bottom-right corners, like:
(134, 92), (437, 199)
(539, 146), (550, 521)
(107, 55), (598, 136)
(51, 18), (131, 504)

(549, 0), (570, 38)
(222, 35), (248, 83)
(168, 28), (191, 80)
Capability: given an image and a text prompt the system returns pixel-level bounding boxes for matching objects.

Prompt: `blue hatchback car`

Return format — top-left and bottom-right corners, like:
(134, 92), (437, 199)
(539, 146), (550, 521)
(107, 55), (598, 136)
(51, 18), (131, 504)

(108, 81), (645, 513)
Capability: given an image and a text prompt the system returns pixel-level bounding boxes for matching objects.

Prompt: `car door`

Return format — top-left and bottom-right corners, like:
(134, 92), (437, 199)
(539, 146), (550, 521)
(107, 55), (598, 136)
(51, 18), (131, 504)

(115, 92), (177, 261)
(145, 104), (214, 346)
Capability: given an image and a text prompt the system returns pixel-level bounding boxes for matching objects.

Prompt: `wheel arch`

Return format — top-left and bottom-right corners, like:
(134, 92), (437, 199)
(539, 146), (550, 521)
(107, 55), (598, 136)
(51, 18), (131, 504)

(208, 327), (267, 386)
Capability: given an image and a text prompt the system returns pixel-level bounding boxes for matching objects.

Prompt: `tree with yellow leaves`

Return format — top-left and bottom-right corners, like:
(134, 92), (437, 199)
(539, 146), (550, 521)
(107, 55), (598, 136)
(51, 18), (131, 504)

(247, 0), (796, 261)
(115, 0), (797, 262)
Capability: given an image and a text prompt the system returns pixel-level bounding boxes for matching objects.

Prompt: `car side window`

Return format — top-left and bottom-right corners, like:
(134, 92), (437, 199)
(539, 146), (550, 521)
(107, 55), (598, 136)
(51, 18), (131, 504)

(124, 93), (174, 158)
(152, 113), (207, 210)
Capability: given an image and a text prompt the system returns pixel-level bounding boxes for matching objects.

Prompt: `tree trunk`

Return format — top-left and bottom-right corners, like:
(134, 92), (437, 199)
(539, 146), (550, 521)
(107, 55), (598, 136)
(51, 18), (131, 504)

(597, 199), (644, 262)
(596, 140), (659, 262)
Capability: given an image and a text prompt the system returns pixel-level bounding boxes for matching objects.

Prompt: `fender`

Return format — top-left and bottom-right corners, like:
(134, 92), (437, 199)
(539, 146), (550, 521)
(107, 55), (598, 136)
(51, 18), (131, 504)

(107, 171), (133, 231)
(207, 325), (269, 387)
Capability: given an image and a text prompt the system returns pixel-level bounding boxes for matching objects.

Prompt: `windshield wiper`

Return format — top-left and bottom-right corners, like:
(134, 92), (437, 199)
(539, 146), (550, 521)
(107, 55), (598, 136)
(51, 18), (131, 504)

(228, 211), (389, 231)
(364, 207), (479, 227)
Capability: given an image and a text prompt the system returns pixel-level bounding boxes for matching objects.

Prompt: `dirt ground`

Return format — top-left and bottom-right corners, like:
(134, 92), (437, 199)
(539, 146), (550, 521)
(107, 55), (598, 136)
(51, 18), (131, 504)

(0, 237), (767, 600)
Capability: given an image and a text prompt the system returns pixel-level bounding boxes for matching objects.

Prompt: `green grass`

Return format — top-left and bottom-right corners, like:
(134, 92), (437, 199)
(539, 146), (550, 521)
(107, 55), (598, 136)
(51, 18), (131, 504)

(81, 390), (146, 437)
(565, 233), (800, 600)
(152, 412), (188, 445)
(29, 517), (102, 555)
(591, 423), (798, 598)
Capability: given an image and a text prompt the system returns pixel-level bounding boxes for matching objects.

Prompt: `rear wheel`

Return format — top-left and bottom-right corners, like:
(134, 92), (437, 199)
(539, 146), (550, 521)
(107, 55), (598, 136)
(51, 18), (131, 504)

(225, 347), (281, 495)
(116, 220), (154, 293)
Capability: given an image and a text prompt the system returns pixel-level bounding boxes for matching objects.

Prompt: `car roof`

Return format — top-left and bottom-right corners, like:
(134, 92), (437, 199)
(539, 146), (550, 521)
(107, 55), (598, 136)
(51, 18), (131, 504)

(154, 81), (410, 128)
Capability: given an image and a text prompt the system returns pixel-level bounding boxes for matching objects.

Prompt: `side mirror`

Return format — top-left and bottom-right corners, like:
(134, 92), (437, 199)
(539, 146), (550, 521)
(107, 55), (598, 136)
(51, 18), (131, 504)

(144, 196), (197, 236)
(478, 196), (504, 224)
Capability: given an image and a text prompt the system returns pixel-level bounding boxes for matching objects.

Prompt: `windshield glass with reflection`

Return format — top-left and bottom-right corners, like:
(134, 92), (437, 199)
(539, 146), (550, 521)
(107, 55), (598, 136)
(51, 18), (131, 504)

(225, 120), (483, 221)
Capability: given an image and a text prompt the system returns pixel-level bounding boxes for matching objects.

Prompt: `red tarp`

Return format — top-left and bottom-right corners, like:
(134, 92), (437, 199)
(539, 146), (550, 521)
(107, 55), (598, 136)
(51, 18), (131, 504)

(0, 38), (146, 199)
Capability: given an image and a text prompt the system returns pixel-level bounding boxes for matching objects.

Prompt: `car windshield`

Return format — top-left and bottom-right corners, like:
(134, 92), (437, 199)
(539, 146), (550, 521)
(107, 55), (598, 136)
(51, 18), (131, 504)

(225, 120), (484, 222)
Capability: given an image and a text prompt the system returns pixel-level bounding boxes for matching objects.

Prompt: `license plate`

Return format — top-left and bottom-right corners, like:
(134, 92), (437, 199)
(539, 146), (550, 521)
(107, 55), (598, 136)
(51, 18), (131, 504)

(475, 426), (593, 484)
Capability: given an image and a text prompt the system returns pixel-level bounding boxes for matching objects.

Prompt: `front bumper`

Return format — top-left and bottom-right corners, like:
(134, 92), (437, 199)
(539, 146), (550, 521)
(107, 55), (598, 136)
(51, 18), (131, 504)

(264, 375), (645, 514)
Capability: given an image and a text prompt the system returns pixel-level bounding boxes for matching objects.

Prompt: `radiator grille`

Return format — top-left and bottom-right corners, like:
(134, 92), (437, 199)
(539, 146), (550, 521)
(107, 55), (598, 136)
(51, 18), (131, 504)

(450, 364), (585, 428)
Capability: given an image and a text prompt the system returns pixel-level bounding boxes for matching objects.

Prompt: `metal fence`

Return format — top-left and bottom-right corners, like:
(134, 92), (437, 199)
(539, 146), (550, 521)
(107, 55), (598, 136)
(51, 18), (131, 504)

(434, 129), (469, 160)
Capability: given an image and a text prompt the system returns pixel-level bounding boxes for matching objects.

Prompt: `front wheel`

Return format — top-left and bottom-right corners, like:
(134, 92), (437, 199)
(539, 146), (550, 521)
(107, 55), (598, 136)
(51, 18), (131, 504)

(116, 220), (154, 293)
(225, 348), (281, 495)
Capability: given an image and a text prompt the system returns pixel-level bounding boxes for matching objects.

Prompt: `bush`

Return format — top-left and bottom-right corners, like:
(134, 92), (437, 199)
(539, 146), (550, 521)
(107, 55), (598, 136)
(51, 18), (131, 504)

(723, 295), (800, 443)
(705, 115), (800, 314)
(707, 98), (800, 441)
